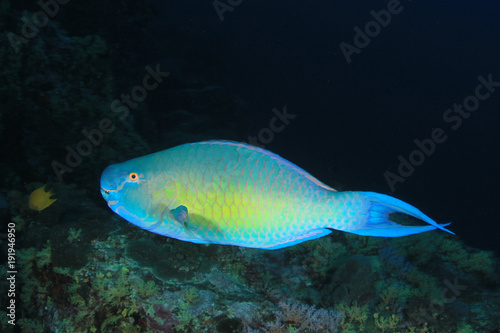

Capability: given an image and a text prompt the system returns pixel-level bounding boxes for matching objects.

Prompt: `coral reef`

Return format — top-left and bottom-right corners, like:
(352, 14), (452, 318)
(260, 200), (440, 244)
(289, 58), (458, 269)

(0, 1), (499, 333)
(244, 301), (345, 333)
(7, 187), (500, 332)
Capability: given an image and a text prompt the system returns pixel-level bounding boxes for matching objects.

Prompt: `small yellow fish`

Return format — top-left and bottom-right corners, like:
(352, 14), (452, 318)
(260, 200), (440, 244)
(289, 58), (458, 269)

(29, 185), (57, 212)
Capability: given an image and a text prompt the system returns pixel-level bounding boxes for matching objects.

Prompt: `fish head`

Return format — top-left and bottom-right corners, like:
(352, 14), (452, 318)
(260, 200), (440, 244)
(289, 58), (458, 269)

(100, 158), (175, 230)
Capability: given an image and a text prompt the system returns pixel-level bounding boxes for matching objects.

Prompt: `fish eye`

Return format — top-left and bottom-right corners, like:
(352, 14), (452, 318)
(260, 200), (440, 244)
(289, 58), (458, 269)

(129, 172), (139, 181)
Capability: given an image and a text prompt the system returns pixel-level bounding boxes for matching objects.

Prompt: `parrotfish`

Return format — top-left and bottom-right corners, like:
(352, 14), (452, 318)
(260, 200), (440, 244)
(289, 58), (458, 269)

(100, 140), (453, 249)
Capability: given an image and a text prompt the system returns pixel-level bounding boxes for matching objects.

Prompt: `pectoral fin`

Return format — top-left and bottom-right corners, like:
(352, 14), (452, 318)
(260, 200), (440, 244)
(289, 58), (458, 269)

(170, 205), (195, 236)
(171, 205), (188, 223)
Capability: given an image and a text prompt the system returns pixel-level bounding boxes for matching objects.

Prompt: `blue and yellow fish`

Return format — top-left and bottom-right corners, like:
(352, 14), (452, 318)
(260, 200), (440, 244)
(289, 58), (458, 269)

(100, 140), (453, 249)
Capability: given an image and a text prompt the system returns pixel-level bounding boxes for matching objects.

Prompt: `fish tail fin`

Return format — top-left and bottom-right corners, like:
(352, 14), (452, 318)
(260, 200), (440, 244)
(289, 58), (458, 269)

(351, 191), (454, 237)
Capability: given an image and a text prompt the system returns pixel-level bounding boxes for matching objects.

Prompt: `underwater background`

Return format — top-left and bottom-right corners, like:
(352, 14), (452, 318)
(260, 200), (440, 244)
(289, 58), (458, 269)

(1, 0), (499, 332)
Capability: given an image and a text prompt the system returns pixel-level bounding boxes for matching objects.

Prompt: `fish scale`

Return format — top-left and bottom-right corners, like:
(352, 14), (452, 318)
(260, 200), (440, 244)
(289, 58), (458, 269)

(100, 140), (454, 249)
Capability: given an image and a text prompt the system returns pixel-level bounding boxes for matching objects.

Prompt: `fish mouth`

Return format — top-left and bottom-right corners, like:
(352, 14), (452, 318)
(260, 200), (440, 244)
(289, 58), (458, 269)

(100, 186), (119, 210)
(100, 186), (113, 196)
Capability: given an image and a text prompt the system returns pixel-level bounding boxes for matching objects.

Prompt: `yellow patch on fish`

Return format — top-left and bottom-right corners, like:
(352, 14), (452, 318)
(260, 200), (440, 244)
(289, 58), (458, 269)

(29, 185), (57, 211)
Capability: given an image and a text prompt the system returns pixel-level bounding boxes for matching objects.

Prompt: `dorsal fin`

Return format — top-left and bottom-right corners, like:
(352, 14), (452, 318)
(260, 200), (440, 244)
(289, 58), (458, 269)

(194, 140), (338, 192)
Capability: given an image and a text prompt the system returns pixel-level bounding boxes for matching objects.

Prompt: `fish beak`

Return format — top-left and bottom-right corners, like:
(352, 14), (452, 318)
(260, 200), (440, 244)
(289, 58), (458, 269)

(100, 186), (112, 197)
(100, 166), (119, 198)
(100, 186), (119, 210)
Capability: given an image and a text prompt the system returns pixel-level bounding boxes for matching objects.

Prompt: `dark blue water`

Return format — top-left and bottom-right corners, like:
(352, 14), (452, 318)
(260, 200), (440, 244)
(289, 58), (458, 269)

(149, 0), (500, 253)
